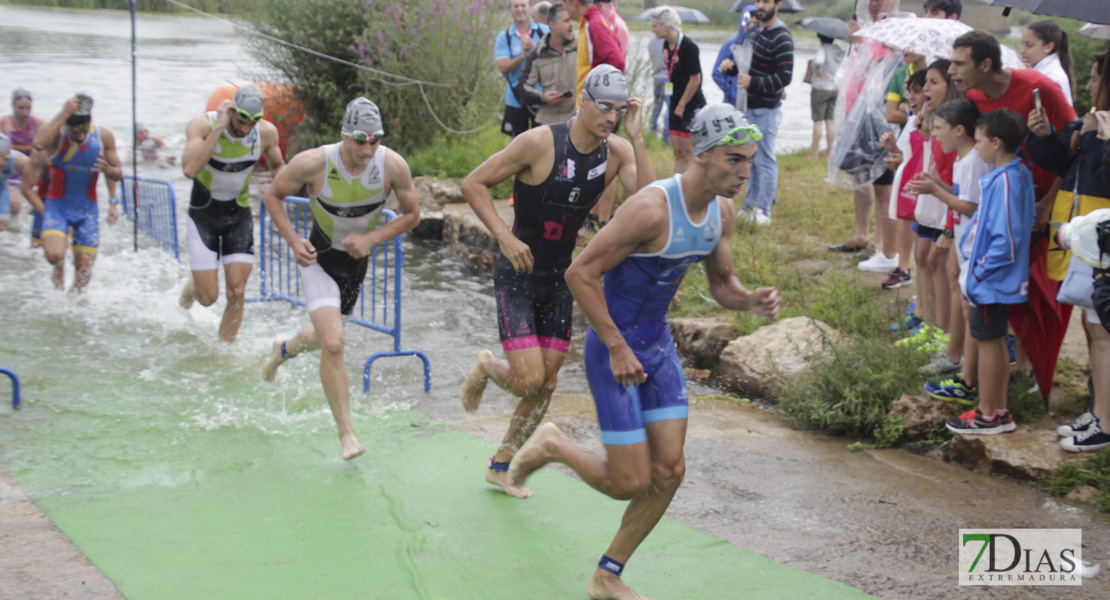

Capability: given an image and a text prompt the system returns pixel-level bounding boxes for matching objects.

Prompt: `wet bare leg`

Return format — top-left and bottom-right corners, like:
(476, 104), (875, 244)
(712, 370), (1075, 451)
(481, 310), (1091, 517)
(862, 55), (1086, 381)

(263, 324), (319, 381)
(310, 306), (364, 460)
(486, 387), (552, 498)
(42, 234), (67, 290)
(219, 262), (251, 343)
(461, 349), (494, 412)
(179, 275), (195, 309)
(71, 249), (96, 294)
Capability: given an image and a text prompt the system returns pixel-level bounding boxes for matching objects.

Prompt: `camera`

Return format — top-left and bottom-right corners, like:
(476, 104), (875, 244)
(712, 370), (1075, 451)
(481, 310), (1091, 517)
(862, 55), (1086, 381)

(562, 90), (573, 98)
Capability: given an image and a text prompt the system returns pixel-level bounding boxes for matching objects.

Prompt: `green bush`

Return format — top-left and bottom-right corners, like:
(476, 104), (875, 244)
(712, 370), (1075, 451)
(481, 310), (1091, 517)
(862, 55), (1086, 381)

(1043, 448), (1110, 512)
(407, 125), (512, 199)
(780, 336), (931, 444)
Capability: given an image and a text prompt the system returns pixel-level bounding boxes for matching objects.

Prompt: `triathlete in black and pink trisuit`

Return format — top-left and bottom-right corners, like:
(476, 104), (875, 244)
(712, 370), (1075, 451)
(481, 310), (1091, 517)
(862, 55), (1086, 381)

(495, 120), (609, 353)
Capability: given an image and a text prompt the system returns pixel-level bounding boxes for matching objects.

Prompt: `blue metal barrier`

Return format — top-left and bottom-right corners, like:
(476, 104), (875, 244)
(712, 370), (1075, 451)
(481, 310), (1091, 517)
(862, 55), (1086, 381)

(1, 367), (20, 409)
(248, 196), (430, 394)
(120, 176), (180, 260)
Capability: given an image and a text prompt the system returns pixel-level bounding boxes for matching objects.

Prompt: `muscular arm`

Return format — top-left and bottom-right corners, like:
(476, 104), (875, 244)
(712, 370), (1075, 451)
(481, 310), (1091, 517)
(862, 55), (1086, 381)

(261, 148), (325, 266)
(97, 128), (123, 182)
(704, 210), (781, 317)
(461, 127), (550, 272)
(260, 121), (286, 175)
(565, 190), (669, 386)
(342, 150), (421, 259)
(182, 110), (225, 179)
(20, 149), (47, 214)
(33, 103), (73, 156)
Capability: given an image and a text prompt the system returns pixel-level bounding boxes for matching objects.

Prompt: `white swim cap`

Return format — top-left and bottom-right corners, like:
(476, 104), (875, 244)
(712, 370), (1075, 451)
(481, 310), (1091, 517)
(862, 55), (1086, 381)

(580, 64), (628, 105)
(342, 97), (384, 140)
(690, 104), (762, 156)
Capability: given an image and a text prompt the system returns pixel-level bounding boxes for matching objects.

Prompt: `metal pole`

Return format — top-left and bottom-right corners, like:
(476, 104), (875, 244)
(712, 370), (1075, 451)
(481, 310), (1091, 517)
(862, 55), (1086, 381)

(130, 0), (138, 252)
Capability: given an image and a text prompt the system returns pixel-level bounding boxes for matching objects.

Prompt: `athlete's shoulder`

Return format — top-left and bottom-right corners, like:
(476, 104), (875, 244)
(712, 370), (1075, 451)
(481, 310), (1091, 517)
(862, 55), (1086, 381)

(185, 113), (215, 137)
(258, 119), (280, 142)
(285, 145), (328, 178)
(605, 133), (633, 160)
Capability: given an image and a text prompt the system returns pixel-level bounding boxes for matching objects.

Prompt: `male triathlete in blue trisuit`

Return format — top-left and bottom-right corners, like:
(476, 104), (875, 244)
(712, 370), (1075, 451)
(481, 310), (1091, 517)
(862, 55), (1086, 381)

(511, 104), (780, 600)
(460, 65), (656, 497)
(21, 94), (122, 293)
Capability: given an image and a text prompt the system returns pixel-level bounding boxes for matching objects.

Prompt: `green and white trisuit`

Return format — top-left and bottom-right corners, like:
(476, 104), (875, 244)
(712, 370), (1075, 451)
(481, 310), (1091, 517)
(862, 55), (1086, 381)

(186, 111), (261, 271)
(301, 142), (389, 316)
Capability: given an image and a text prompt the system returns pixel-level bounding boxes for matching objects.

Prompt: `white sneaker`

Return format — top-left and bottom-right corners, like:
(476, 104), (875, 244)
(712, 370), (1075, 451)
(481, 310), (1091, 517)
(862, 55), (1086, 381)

(858, 253), (898, 273)
(754, 212), (772, 226)
(737, 208), (757, 221)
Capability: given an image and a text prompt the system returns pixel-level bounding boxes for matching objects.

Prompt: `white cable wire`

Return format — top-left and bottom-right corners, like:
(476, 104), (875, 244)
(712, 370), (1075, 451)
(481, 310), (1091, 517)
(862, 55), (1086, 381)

(161, 0), (489, 134)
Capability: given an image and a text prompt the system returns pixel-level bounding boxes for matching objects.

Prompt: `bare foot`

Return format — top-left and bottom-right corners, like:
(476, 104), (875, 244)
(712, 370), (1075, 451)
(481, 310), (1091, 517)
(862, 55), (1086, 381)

(341, 432), (365, 461)
(179, 278), (194, 309)
(461, 350), (493, 413)
(262, 338), (284, 382)
(588, 570), (651, 600)
(508, 421), (562, 490)
(486, 467), (532, 498)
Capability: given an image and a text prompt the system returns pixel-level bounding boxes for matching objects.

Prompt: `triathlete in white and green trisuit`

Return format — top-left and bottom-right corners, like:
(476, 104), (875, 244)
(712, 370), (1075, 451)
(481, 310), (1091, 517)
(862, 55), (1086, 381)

(260, 97), (422, 461)
(180, 84), (284, 343)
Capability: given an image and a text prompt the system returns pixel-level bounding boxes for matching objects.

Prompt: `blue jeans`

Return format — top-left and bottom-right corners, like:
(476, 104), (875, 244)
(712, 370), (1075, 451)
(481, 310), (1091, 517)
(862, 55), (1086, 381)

(651, 75), (669, 141)
(741, 106), (781, 217)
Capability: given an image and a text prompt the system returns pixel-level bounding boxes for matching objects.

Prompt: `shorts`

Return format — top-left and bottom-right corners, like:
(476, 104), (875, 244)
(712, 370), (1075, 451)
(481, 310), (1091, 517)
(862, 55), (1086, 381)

(875, 168), (895, 186)
(810, 88), (838, 122)
(494, 257), (573, 353)
(299, 248), (369, 316)
(186, 199), (254, 271)
(42, 196), (98, 252)
(668, 108), (696, 139)
(969, 302), (1011, 341)
(501, 105), (535, 138)
(584, 326), (689, 445)
(0, 184), (9, 217)
(915, 222), (943, 242)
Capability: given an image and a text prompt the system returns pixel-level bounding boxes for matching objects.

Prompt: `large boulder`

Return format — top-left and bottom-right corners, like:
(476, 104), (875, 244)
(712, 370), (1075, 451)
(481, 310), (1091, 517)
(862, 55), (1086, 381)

(718, 317), (840, 398)
(888, 395), (954, 438)
(442, 203), (505, 269)
(950, 429), (1086, 480)
(415, 176), (465, 206)
(669, 317), (738, 365)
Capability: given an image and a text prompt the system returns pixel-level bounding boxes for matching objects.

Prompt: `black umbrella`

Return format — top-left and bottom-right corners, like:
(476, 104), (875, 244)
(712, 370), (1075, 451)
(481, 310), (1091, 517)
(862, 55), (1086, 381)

(985, 0), (1110, 25)
(728, 0), (804, 14)
(798, 16), (850, 42)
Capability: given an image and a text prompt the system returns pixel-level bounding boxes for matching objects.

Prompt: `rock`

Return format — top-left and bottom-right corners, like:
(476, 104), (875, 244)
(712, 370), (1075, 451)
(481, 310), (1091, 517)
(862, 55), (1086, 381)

(415, 176), (465, 206)
(1066, 485), (1101, 504)
(670, 317), (738, 364)
(411, 210), (444, 240)
(950, 429), (1087, 480)
(442, 202), (510, 269)
(887, 395), (952, 438)
(718, 317), (840, 398)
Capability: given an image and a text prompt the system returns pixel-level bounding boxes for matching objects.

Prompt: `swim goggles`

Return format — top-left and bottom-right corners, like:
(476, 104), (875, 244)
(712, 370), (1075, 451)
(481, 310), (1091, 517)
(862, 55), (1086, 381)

(585, 88), (629, 117)
(347, 129), (385, 144)
(233, 107), (264, 123)
(721, 123), (763, 146)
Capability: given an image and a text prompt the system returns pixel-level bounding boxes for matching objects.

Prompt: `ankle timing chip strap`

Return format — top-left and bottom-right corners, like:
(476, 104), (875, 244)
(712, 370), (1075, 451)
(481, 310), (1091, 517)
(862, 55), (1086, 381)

(598, 555), (624, 576)
(280, 340), (289, 359)
(488, 456), (510, 472)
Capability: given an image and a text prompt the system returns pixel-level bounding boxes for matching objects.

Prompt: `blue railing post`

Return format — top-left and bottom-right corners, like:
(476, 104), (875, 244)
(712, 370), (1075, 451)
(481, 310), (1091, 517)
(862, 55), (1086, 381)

(1, 367), (20, 409)
(248, 197), (430, 394)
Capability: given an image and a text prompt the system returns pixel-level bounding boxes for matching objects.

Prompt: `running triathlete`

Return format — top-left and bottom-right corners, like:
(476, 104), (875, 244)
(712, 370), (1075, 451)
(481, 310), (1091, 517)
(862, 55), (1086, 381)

(0, 134), (31, 231)
(511, 104), (780, 600)
(459, 64), (655, 497)
(260, 97), (421, 461)
(21, 94), (122, 293)
(180, 84), (284, 342)
(1, 88), (45, 233)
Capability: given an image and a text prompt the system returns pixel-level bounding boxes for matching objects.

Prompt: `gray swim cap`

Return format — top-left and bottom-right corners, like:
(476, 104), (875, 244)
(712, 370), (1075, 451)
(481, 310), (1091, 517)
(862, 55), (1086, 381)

(74, 92), (94, 116)
(0, 133), (10, 154)
(232, 84), (265, 117)
(690, 104), (761, 156)
(341, 97), (384, 140)
(11, 88), (32, 103)
(580, 64), (628, 105)
(134, 122), (146, 132)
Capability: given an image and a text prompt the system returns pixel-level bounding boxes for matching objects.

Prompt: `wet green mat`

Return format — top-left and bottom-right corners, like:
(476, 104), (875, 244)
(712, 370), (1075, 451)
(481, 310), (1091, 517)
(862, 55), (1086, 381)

(13, 413), (874, 599)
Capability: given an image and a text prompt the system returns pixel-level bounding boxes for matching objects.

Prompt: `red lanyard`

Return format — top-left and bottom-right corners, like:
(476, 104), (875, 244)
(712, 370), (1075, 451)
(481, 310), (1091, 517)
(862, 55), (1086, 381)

(664, 34), (684, 79)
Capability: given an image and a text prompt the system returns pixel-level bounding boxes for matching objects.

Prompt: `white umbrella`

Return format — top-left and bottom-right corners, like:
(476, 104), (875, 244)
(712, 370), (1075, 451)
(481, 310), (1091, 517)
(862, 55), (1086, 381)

(635, 7), (711, 24)
(1079, 22), (1110, 40)
(856, 16), (1023, 69)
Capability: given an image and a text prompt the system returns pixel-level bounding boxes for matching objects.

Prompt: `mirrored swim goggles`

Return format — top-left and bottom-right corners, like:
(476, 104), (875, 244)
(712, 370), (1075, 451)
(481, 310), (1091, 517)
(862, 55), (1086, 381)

(721, 123), (763, 146)
(233, 107), (264, 123)
(585, 88), (629, 117)
(345, 129), (385, 144)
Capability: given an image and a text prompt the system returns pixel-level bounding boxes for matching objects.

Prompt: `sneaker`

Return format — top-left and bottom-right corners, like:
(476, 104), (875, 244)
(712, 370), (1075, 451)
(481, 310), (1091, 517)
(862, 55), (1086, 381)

(807, 151), (819, 159)
(1060, 420), (1110, 452)
(897, 324), (949, 353)
(925, 374), (979, 405)
(737, 208), (757, 221)
(1057, 411), (1097, 437)
(858, 253), (898, 273)
(907, 300), (916, 315)
(946, 407), (1017, 435)
(881, 267), (913, 289)
(854, 246), (875, 260)
(1005, 334), (1016, 364)
(889, 314), (924, 333)
(754, 212), (772, 226)
(919, 351), (962, 377)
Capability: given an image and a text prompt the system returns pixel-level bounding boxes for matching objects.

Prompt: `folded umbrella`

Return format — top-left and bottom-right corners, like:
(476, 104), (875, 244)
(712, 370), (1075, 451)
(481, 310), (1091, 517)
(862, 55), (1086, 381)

(799, 16), (851, 42)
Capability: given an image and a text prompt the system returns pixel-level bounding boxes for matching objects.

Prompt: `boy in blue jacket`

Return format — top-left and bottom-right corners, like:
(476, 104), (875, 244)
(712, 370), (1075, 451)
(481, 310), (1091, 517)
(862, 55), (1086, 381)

(947, 109), (1035, 435)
